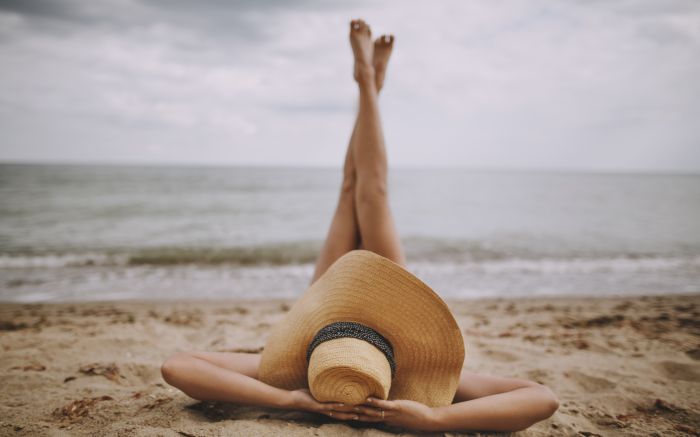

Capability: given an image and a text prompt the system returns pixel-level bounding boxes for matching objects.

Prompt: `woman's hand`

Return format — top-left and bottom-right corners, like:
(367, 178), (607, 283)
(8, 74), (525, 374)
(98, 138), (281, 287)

(350, 397), (439, 431)
(288, 389), (360, 419)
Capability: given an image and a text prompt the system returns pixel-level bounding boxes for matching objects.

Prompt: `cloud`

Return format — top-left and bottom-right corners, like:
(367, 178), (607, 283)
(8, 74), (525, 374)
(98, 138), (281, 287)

(0, 0), (699, 171)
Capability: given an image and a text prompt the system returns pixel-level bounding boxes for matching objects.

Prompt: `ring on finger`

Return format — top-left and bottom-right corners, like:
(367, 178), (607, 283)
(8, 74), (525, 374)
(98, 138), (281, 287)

(380, 409), (384, 419)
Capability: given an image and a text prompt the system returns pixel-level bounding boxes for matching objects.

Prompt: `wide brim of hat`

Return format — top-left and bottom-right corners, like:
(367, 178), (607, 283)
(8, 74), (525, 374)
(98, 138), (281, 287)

(258, 250), (465, 407)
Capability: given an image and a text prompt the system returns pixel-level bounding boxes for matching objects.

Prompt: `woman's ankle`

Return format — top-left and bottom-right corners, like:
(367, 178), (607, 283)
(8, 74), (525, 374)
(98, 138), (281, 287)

(355, 65), (376, 89)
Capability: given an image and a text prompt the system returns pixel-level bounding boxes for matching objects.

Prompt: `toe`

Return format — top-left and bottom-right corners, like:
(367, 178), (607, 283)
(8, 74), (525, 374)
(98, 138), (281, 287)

(356, 19), (369, 34)
(376, 35), (392, 46)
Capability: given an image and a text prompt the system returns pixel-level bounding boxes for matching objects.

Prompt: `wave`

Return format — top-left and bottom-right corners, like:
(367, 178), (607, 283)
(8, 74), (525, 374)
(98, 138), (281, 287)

(0, 253), (127, 268)
(1, 239), (699, 275)
(0, 242), (321, 268)
(410, 255), (700, 275)
(125, 243), (321, 266)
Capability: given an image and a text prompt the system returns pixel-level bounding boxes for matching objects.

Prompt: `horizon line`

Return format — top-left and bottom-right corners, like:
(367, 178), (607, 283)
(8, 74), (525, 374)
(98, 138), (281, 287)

(1, 159), (699, 176)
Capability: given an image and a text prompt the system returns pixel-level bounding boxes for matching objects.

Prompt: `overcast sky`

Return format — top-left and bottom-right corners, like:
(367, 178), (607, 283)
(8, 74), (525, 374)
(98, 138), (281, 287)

(0, 0), (699, 171)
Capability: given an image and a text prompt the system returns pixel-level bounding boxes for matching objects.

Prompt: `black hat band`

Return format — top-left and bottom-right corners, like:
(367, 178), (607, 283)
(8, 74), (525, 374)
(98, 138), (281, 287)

(306, 321), (396, 377)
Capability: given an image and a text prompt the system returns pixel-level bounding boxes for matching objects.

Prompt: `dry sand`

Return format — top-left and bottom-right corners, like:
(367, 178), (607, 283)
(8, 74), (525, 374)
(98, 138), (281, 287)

(1, 294), (698, 436)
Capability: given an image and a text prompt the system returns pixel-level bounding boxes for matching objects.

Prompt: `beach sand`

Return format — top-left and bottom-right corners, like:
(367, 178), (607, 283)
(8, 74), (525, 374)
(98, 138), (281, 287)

(1, 294), (698, 436)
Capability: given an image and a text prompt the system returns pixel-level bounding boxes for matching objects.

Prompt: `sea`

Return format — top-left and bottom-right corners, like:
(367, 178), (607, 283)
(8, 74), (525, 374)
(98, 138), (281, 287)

(1, 163), (699, 302)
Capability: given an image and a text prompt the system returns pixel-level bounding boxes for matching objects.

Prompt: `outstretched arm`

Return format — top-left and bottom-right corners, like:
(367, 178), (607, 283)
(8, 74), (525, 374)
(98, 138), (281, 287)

(433, 373), (559, 432)
(351, 371), (559, 432)
(160, 351), (343, 414)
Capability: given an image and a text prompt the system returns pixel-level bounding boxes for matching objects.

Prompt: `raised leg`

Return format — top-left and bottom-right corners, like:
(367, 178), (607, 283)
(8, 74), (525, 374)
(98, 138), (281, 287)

(311, 23), (398, 284)
(349, 20), (406, 266)
(310, 135), (360, 284)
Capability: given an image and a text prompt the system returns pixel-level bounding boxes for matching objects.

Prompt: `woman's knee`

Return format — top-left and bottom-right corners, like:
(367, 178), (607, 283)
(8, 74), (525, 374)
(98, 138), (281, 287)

(355, 178), (388, 207)
(341, 173), (356, 196)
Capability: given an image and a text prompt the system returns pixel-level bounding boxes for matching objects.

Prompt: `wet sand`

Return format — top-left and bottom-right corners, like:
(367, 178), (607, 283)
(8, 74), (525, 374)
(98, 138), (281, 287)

(1, 294), (699, 436)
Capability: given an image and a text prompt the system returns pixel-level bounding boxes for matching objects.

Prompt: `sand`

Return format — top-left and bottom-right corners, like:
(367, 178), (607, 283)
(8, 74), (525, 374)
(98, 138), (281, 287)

(0, 294), (698, 436)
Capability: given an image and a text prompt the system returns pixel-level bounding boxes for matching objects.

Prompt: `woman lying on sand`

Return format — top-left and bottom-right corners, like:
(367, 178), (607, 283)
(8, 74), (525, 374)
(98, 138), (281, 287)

(161, 19), (559, 433)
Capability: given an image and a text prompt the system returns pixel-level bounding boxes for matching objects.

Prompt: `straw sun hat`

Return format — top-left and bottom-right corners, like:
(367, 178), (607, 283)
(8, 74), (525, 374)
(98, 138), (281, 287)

(258, 250), (465, 407)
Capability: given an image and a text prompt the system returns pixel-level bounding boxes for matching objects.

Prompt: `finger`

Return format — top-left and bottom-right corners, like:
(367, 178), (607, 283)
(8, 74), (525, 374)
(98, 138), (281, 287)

(365, 397), (398, 410)
(319, 402), (347, 411)
(351, 405), (383, 417)
(330, 403), (359, 413)
(356, 414), (384, 422)
(326, 411), (358, 421)
(362, 408), (399, 419)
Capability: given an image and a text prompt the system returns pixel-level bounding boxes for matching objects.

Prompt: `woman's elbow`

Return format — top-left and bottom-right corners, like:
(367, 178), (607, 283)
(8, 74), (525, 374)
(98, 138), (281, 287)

(507, 385), (559, 432)
(160, 352), (189, 385)
(537, 384), (560, 419)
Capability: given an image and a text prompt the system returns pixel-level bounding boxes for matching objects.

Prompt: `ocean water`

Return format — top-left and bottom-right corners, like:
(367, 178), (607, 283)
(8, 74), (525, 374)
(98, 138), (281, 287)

(0, 163), (699, 302)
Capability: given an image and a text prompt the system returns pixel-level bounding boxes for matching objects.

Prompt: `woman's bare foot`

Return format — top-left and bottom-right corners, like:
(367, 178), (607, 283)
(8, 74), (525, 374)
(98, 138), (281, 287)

(373, 35), (394, 93)
(349, 19), (375, 88)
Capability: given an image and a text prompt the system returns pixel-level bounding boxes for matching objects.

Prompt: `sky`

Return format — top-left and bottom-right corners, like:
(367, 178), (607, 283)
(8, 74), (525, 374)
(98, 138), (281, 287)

(0, 0), (699, 172)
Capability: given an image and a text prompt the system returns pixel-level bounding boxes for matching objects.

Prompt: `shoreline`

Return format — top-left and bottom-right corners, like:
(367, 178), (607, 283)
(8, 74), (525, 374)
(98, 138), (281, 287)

(2, 290), (700, 304)
(1, 294), (699, 436)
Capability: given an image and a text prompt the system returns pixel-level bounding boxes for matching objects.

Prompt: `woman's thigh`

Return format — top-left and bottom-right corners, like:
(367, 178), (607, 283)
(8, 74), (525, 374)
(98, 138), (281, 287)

(187, 351), (261, 379)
